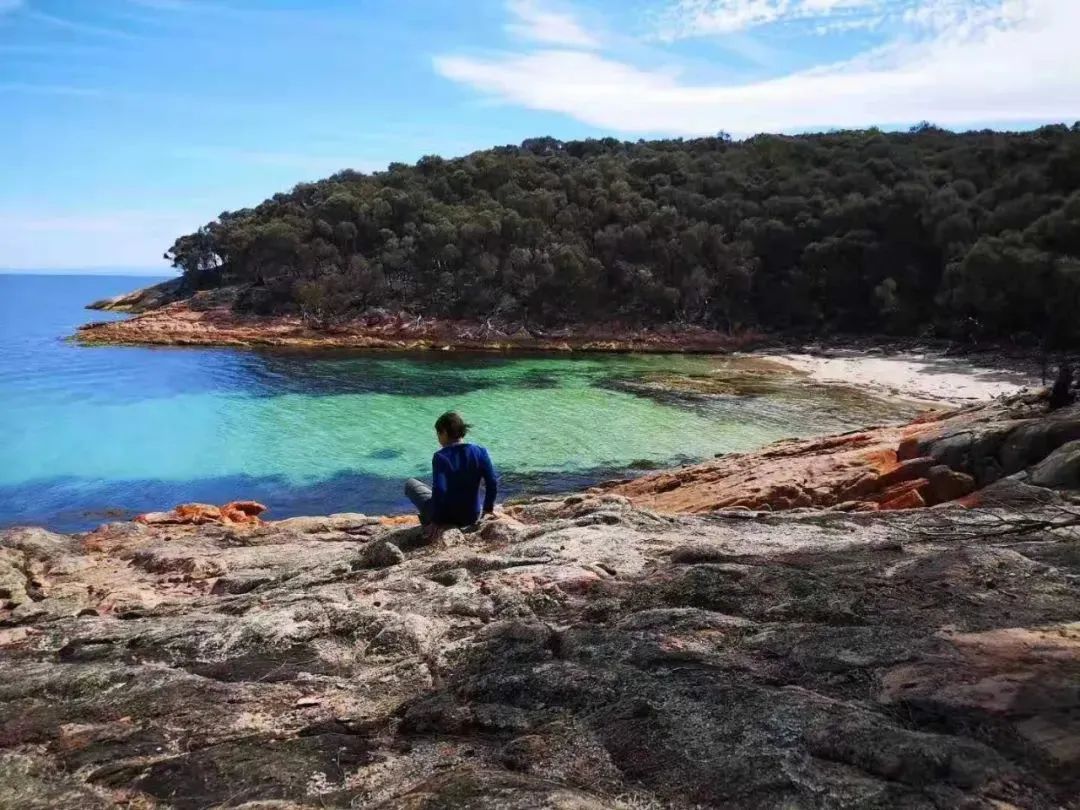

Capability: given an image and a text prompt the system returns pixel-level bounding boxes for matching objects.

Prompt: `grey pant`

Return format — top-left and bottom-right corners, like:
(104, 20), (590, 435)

(404, 478), (433, 525)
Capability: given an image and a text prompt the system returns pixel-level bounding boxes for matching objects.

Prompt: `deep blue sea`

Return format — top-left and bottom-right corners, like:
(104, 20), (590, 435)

(0, 273), (915, 532)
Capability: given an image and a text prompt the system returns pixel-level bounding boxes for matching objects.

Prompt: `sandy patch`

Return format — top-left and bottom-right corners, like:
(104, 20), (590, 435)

(766, 351), (1039, 405)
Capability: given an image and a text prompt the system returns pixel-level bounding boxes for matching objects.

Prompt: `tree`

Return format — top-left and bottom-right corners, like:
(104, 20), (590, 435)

(158, 126), (1080, 344)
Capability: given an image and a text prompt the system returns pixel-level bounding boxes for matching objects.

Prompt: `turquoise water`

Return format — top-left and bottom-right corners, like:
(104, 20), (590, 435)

(0, 274), (915, 531)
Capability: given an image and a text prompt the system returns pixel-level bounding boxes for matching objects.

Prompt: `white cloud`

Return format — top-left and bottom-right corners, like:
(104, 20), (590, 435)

(505, 0), (599, 48)
(656, 0), (885, 39)
(436, 0), (1080, 135)
(653, 0), (1023, 40)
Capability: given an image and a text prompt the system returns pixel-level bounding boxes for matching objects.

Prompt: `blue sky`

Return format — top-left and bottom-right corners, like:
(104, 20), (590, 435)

(2, 0), (1077, 271)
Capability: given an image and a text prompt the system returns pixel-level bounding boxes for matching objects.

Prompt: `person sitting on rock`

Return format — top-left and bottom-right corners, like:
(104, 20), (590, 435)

(404, 411), (497, 535)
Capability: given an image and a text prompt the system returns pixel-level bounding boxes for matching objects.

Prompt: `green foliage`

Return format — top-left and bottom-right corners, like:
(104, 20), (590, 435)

(166, 126), (1080, 344)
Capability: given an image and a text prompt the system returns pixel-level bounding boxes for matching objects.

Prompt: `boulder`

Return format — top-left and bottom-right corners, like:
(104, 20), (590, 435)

(478, 518), (526, 545)
(220, 501), (266, 524)
(876, 457), (936, 490)
(874, 478), (930, 506)
(0, 550), (34, 609)
(0, 527), (81, 560)
(925, 465), (976, 505)
(359, 538), (405, 569)
(925, 431), (974, 471)
(1028, 439), (1080, 489)
(439, 528), (466, 547)
(959, 476), (1061, 508)
(896, 436), (923, 461)
(86, 276), (184, 312)
(999, 416), (1080, 475)
(879, 489), (926, 510)
(135, 501), (266, 526)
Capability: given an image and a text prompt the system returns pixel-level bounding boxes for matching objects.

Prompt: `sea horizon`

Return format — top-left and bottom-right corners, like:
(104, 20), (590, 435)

(0, 268), (174, 277)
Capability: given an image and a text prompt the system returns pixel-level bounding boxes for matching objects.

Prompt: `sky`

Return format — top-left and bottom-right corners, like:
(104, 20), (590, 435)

(2, 0), (1078, 272)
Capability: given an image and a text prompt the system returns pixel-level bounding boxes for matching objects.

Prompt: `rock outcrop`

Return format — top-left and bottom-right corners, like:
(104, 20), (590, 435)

(76, 292), (757, 352)
(607, 391), (1080, 515)
(2, 488), (1079, 807)
(135, 501), (268, 527)
(87, 278), (186, 314)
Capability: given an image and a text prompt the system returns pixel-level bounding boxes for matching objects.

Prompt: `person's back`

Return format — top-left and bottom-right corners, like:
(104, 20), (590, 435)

(431, 441), (496, 526)
(404, 411), (497, 530)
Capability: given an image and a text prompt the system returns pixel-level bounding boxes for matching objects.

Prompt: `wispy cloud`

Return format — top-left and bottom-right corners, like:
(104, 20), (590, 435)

(505, 0), (599, 48)
(126, 0), (197, 9)
(0, 82), (106, 97)
(656, 0), (886, 39)
(653, 0), (1023, 40)
(436, 0), (1080, 135)
(26, 9), (140, 40)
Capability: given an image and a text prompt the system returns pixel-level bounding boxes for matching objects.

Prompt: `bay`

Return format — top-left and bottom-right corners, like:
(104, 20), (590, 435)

(0, 273), (917, 531)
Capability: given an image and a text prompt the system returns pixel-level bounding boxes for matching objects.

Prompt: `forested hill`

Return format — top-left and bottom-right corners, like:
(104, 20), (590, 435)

(166, 124), (1080, 345)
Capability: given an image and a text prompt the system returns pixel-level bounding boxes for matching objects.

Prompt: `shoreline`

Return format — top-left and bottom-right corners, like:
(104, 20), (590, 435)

(74, 299), (1042, 408)
(75, 305), (761, 354)
(765, 349), (1037, 405)
(75, 297), (1055, 367)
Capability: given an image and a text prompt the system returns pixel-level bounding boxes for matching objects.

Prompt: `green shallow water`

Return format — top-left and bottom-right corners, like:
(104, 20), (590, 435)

(1, 274), (921, 531)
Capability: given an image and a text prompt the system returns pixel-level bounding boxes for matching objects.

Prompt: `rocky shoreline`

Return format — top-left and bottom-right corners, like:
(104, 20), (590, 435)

(10, 280), (1076, 806)
(4, 391), (1080, 807)
(77, 285), (1054, 401)
(605, 389), (1080, 514)
(78, 285), (758, 354)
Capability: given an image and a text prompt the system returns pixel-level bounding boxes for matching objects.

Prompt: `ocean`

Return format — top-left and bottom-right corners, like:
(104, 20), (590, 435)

(0, 273), (914, 531)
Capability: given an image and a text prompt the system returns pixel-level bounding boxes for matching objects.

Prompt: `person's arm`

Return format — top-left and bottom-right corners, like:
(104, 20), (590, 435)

(480, 448), (498, 515)
(431, 453), (448, 523)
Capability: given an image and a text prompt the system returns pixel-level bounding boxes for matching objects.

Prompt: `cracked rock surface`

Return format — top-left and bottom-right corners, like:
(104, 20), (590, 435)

(2, 491), (1079, 808)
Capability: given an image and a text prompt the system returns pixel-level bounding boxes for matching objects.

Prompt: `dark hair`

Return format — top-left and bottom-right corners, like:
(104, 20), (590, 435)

(434, 411), (470, 441)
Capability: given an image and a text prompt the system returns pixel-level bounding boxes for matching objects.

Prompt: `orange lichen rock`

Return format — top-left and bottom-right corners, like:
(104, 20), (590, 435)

(879, 488), (927, 510)
(875, 457), (936, 490)
(379, 514), (420, 527)
(136, 501), (266, 526)
(174, 503), (223, 524)
(605, 395), (1048, 514)
(874, 478), (931, 506)
(76, 296), (762, 353)
(220, 501), (267, 524)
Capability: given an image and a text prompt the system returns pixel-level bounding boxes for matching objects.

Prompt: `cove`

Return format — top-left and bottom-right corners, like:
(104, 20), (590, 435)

(1, 274), (921, 532)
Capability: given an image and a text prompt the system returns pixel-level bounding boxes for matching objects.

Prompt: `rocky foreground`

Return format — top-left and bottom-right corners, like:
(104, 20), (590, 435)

(4, 395), (1080, 808)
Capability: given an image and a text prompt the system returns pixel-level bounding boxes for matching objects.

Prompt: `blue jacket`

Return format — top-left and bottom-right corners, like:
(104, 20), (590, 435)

(431, 443), (498, 526)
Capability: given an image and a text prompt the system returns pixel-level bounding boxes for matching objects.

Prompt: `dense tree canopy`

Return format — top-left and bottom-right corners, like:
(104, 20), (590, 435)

(167, 124), (1080, 345)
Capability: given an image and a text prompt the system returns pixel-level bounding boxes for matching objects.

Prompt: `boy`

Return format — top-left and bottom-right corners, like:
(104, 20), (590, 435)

(404, 411), (497, 530)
